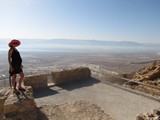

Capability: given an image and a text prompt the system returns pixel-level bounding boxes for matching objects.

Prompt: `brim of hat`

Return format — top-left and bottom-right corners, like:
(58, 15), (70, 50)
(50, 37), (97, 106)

(8, 40), (21, 47)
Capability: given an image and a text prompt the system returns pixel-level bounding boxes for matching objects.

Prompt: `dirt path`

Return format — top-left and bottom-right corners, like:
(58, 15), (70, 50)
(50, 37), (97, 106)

(34, 77), (160, 120)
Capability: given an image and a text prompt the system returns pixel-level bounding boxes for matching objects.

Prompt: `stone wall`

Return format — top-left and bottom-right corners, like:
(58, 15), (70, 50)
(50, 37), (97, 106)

(24, 74), (48, 89)
(51, 67), (91, 85)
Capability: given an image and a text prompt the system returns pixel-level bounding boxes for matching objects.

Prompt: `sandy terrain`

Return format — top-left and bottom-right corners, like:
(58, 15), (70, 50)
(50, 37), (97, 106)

(37, 100), (112, 120)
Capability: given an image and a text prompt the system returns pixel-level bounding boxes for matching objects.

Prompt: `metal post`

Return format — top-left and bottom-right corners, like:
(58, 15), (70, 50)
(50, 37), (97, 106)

(0, 74), (6, 86)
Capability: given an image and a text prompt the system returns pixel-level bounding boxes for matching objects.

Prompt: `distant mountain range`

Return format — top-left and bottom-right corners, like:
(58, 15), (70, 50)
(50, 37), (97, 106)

(0, 38), (158, 46)
(0, 39), (142, 46)
(0, 39), (160, 52)
(20, 39), (143, 46)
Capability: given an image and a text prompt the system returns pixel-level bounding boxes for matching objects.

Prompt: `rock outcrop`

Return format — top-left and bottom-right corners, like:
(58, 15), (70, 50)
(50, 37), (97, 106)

(37, 100), (112, 120)
(51, 67), (91, 85)
(132, 60), (160, 86)
(3, 86), (37, 120)
(123, 61), (160, 97)
(0, 87), (10, 119)
(136, 108), (160, 120)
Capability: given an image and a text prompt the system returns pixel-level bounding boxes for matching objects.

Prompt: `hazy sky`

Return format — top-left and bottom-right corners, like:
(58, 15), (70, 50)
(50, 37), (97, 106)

(0, 0), (160, 43)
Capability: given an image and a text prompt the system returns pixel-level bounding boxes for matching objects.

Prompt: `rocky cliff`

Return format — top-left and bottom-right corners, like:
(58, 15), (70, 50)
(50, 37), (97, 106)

(132, 60), (160, 86)
(137, 108), (160, 120)
(123, 60), (160, 98)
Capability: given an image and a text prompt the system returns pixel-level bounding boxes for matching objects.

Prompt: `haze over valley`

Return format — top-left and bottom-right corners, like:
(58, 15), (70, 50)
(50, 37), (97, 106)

(1, 39), (160, 80)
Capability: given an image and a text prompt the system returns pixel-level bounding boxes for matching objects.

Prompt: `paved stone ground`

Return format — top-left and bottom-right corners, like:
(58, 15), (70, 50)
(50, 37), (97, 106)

(34, 77), (160, 120)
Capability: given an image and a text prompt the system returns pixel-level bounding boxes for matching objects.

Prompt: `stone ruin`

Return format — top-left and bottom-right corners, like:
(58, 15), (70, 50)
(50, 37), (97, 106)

(24, 74), (48, 89)
(24, 67), (91, 89)
(51, 67), (91, 85)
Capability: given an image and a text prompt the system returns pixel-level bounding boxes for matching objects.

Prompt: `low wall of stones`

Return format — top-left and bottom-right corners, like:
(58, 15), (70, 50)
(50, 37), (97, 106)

(24, 74), (48, 89)
(51, 67), (91, 85)
(24, 67), (91, 88)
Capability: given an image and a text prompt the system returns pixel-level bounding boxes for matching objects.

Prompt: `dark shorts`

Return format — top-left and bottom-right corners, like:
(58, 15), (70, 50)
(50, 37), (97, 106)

(9, 67), (23, 76)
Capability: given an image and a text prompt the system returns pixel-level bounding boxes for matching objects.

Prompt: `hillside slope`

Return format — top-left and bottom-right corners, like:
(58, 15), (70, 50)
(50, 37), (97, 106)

(132, 60), (160, 87)
(124, 60), (160, 98)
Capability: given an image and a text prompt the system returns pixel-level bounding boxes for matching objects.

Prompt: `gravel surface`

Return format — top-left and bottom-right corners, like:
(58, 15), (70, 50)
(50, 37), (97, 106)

(37, 100), (112, 120)
(34, 78), (160, 120)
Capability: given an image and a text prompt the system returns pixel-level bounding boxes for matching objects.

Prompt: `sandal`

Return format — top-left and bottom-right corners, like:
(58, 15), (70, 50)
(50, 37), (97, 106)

(18, 87), (26, 92)
(13, 89), (20, 94)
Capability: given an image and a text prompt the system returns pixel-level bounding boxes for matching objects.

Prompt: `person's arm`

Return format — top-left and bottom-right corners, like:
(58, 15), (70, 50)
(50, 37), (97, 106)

(8, 48), (13, 71)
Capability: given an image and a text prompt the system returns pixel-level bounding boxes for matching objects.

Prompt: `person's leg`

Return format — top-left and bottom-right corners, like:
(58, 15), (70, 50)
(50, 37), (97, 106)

(18, 71), (24, 89)
(12, 74), (17, 89)
(12, 74), (20, 93)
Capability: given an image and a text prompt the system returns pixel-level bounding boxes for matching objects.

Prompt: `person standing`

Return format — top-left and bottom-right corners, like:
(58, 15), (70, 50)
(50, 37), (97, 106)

(8, 39), (25, 93)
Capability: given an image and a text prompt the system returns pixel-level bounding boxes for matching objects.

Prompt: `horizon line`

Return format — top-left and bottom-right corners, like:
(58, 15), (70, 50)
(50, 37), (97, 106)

(0, 38), (160, 44)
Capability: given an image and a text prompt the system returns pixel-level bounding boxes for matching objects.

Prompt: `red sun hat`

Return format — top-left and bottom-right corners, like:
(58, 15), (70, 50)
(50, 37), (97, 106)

(8, 39), (21, 47)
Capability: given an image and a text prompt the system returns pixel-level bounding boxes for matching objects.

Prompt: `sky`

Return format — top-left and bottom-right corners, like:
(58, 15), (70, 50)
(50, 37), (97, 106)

(0, 0), (160, 43)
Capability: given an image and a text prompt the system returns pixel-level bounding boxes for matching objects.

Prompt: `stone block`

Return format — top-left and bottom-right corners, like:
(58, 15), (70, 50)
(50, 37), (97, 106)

(24, 74), (48, 89)
(51, 67), (91, 85)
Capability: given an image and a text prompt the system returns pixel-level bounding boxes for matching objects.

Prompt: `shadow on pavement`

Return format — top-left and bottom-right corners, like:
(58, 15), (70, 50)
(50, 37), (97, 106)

(33, 88), (59, 98)
(56, 77), (100, 91)
(33, 77), (100, 98)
